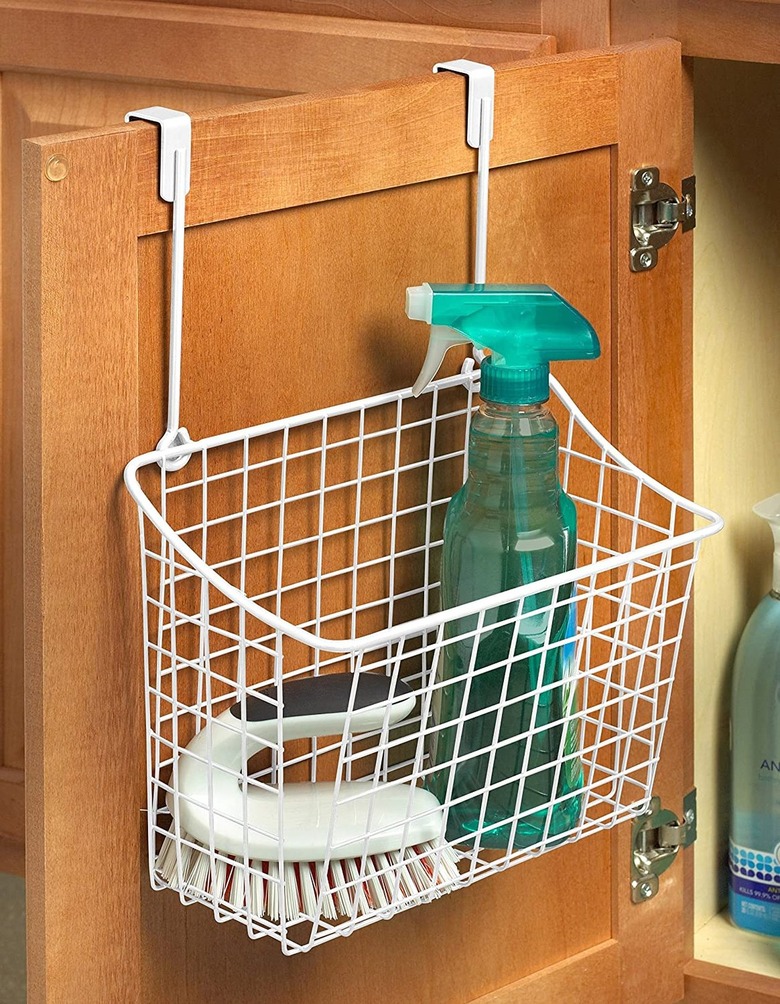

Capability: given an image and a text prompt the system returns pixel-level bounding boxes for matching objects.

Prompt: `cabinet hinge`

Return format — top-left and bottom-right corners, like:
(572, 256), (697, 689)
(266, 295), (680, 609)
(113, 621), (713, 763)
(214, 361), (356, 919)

(630, 167), (696, 272)
(630, 789), (697, 903)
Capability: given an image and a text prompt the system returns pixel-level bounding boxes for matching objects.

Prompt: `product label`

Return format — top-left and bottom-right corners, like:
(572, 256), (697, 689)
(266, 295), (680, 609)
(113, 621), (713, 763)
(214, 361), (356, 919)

(729, 841), (780, 905)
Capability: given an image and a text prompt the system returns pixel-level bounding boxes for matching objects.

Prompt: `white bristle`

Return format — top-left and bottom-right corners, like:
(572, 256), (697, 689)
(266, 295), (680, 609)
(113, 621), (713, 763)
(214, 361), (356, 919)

(404, 845), (431, 892)
(317, 863), (338, 921)
(249, 861), (264, 919)
(344, 856), (370, 916)
(185, 844), (211, 896)
(329, 860), (352, 917)
(266, 861), (280, 922)
(299, 862), (318, 918)
(211, 857), (229, 901)
(388, 849), (416, 899)
(364, 856), (389, 909)
(155, 833), (179, 886)
(156, 827), (460, 923)
(229, 865), (246, 911)
(426, 841), (460, 884)
(375, 852), (401, 902)
(173, 839), (201, 891)
(156, 834), (200, 891)
(284, 862), (300, 922)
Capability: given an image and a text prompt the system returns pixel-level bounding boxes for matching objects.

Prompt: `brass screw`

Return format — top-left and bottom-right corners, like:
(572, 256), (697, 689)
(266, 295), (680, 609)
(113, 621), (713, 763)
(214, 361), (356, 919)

(45, 156), (68, 182)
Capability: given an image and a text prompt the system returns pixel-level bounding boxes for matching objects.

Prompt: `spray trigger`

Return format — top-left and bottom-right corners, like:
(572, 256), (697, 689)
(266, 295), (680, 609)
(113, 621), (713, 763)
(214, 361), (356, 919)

(412, 326), (471, 397)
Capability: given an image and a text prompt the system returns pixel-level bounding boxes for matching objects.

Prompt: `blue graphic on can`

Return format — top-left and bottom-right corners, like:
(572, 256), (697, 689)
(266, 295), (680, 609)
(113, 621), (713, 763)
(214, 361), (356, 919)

(729, 841), (780, 935)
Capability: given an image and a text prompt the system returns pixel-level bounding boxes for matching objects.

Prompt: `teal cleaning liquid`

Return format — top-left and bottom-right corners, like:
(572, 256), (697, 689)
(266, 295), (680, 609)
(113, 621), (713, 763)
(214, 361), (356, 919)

(730, 494), (780, 937)
(428, 398), (582, 848)
(405, 283), (600, 850)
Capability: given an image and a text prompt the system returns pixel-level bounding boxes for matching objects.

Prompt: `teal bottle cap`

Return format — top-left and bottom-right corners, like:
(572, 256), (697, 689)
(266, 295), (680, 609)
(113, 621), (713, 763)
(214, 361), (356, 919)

(480, 358), (550, 405)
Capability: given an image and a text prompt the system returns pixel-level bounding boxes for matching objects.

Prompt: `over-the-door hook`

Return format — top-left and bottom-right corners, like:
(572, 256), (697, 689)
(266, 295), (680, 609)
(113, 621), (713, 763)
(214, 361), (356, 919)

(125, 106), (192, 471)
(433, 60), (495, 284)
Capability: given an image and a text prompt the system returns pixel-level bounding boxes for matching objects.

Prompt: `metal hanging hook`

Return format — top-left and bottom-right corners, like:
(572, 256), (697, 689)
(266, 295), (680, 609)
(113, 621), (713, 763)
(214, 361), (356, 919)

(433, 59), (495, 285)
(125, 106), (192, 471)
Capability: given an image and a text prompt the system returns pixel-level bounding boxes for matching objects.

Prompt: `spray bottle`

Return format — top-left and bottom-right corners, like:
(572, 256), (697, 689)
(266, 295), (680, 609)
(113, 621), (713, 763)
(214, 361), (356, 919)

(730, 494), (780, 936)
(407, 282), (600, 848)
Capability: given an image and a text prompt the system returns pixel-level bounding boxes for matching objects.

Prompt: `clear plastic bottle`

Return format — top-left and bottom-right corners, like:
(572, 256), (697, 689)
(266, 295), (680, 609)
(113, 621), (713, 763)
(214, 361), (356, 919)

(729, 494), (780, 936)
(427, 396), (582, 848)
(405, 283), (600, 849)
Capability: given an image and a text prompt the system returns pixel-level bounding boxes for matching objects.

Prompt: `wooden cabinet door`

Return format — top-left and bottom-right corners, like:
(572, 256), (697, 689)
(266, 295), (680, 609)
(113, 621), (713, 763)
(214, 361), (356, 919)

(22, 39), (692, 1004)
(0, 0), (549, 873)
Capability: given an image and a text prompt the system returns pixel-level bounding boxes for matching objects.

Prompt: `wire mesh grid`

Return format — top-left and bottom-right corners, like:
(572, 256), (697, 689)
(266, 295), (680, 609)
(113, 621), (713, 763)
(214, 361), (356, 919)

(124, 369), (721, 953)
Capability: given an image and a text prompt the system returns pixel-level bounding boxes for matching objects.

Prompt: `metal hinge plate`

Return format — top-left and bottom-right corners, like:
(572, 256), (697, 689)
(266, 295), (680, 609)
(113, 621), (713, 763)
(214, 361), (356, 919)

(631, 790), (697, 903)
(630, 167), (696, 272)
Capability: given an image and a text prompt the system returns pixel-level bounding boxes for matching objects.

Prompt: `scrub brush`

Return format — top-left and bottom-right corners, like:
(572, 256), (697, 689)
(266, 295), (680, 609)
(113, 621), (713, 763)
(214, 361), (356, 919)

(154, 672), (460, 923)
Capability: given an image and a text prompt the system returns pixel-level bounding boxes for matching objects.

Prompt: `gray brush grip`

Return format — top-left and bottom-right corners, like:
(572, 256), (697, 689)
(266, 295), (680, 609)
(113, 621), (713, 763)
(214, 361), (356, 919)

(229, 672), (413, 725)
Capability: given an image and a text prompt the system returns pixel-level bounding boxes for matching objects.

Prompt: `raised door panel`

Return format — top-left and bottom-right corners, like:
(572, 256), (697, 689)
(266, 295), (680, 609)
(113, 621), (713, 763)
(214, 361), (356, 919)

(23, 41), (689, 1003)
(137, 151), (613, 1004)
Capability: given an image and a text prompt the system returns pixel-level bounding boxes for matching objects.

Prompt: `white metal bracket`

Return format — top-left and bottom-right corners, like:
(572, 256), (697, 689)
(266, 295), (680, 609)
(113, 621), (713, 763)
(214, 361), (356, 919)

(433, 60), (494, 285)
(433, 59), (494, 377)
(125, 106), (192, 471)
(433, 59), (494, 150)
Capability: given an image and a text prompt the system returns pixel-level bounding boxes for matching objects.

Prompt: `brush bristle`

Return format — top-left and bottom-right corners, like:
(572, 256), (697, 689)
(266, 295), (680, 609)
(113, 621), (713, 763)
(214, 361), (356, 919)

(154, 831), (460, 925)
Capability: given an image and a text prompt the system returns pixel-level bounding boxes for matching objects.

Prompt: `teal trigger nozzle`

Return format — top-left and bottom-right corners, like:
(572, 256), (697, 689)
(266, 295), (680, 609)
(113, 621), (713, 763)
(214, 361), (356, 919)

(406, 283), (601, 404)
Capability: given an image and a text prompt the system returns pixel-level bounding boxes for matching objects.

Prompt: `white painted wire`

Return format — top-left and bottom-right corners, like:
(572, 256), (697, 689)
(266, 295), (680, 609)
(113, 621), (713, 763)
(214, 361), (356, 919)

(132, 374), (722, 952)
(474, 100), (490, 285)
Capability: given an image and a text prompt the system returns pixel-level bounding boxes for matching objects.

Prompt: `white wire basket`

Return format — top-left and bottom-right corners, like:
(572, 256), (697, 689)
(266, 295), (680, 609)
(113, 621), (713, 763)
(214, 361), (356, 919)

(125, 367), (721, 954)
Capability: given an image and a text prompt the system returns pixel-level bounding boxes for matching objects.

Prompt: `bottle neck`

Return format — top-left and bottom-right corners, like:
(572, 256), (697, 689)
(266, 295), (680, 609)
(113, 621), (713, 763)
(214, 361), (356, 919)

(466, 397), (560, 495)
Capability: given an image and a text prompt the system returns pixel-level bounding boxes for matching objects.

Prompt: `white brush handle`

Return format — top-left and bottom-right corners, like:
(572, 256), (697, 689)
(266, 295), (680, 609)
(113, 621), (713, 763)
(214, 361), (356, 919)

(169, 673), (444, 860)
(185, 672), (416, 772)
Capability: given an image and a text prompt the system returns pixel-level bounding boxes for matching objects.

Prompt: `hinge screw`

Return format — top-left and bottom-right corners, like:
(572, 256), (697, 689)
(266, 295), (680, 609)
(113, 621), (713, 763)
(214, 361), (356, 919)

(639, 881), (654, 899)
(685, 196), (694, 218)
(685, 808), (695, 826)
(639, 251), (653, 269)
(641, 170), (654, 186)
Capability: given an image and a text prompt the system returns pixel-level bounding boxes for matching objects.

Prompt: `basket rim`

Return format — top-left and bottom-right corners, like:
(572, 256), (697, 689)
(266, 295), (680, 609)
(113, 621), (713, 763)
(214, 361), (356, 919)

(124, 371), (723, 654)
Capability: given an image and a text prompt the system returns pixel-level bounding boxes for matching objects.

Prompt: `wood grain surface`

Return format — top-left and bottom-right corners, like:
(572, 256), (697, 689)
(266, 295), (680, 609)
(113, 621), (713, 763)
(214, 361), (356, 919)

(0, 0), (550, 875)
(609, 39), (690, 1004)
(24, 125), (142, 1003)
(148, 0), (543, 33)
(143, 0), (780, 62)
(128, 49), (618, 234)
(135, 144), (614, 1004)
(0, 0), (553, 94)
(22, 36), (700, 1004)
(678, 0), (780, 61)
(472, 941), (621, 1004)
(611, 0), (780, 63)
(685, 959), (780, 1002)
(542, 0), (610, 51)
(0, 71), (265, 864)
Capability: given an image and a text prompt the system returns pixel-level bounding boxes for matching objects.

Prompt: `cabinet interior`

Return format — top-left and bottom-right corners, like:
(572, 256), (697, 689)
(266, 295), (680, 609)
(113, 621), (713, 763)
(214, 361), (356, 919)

(693, 55), (780, 980)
